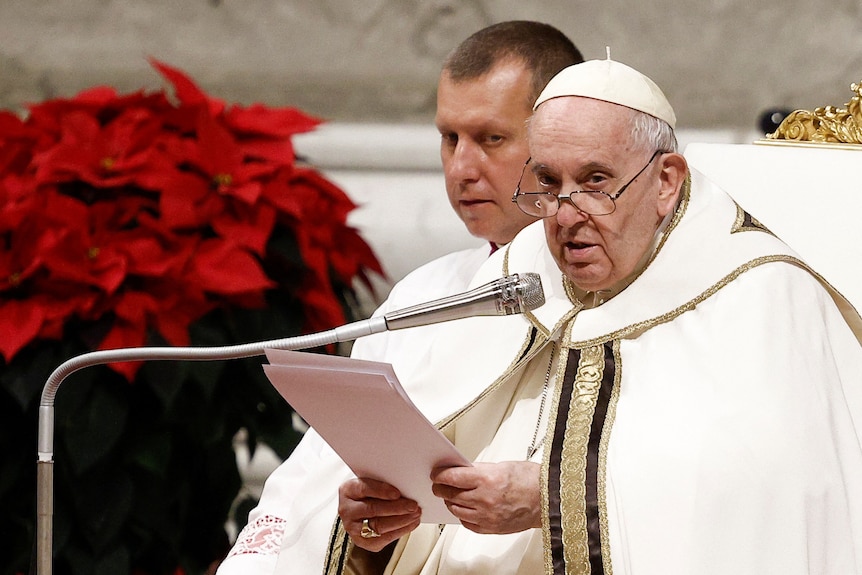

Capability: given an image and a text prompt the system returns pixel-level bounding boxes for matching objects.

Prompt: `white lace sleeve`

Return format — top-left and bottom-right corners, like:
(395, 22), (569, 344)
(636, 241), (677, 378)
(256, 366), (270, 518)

(225, 514), (286, 558)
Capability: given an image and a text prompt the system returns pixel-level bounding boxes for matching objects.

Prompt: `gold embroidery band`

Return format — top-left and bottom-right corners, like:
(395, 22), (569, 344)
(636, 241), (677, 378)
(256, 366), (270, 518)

(324, 517), (350, 575)
(547, 343), (615, 575)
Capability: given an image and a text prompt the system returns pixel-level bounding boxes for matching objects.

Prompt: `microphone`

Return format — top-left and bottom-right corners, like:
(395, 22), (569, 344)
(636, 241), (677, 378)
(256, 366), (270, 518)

(384, 271), (544, 330)
(35, 272), (544, 575)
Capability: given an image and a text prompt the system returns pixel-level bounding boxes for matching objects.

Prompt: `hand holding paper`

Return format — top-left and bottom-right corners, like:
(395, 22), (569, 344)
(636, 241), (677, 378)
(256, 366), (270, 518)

(338, 476), (423, 551)
(430, 461), (543, 533)
(263, 348), (472, 524)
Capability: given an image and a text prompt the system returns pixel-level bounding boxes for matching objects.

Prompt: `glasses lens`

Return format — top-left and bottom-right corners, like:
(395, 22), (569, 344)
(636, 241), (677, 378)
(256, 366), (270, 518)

(570, 192), (615, 216)
(516, 191), (558, 217)
(515, 163), (617, 217)
(515, 169), (555, 217)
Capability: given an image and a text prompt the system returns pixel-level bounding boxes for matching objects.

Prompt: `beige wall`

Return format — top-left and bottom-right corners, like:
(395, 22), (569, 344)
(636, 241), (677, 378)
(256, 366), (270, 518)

(2, 0), (861, 131)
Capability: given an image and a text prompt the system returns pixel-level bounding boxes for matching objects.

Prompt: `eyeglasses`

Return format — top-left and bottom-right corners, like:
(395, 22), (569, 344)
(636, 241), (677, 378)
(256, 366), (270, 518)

(512, 150), (664, 217)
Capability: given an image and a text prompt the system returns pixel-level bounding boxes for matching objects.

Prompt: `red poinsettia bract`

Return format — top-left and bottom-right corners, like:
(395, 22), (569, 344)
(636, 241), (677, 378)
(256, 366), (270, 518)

(0, 58), (382, 380)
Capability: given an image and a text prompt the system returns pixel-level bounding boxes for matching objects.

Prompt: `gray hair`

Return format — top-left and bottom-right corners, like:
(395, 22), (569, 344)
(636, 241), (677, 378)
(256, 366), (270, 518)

(629, 109), (678, 153)
(526, 101), (679, 155)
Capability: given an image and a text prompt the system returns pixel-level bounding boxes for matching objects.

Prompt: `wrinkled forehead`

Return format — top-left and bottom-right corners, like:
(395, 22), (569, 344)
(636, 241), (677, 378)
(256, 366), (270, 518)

(529, 96), (636, 159)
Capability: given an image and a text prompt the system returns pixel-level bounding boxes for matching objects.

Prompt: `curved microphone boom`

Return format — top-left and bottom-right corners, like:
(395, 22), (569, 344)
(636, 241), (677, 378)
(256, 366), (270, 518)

(35, 272), (543, 575)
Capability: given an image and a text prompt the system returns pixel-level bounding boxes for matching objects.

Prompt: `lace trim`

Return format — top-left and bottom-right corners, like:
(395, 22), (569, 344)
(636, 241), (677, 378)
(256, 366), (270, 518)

(226, 515), (287, 558)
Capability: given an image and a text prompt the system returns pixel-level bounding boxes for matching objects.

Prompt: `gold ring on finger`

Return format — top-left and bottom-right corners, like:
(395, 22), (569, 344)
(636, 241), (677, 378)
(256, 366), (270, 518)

(360, 518), (381, 539)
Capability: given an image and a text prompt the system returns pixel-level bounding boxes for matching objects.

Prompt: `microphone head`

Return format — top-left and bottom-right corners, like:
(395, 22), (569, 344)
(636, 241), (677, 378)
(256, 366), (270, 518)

(515, 273), (545, 311)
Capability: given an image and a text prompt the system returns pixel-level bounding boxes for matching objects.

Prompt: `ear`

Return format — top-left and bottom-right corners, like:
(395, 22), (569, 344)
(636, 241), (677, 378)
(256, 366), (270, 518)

(656, 152), (688, 217)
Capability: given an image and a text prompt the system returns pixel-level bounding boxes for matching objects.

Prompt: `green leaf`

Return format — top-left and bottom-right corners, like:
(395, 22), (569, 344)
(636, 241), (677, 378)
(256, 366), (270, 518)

(0, 341), (66, 411)
(63, 540), (130, 575)
(71, 464), (135, 553)
(92, 544), (131, 575)
(129, 429), (173, 477)
(60, 374), (129, 476)
(139, 358), (189, 412)
(188, 358), (228, 404)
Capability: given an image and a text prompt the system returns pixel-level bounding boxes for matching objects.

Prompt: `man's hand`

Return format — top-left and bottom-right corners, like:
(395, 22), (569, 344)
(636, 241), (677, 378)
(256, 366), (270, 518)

(431, 461), (542, 534)
(338, 477), (422, 551)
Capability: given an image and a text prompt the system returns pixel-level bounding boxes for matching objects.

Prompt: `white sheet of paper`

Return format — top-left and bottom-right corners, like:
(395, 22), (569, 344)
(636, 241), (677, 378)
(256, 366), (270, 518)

(263, 348), (471, 524)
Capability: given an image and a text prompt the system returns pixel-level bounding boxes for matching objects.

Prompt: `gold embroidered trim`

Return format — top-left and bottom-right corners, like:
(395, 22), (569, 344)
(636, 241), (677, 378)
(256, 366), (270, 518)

(647, 171), (690, 262)
(559, 344), (605, 573)
(540, 433), (552, 574)
(598, 341), (622, 575)
(323, 521), (350, 575)
(624, 172), (691, 285)
(808, 267), (862, 341)
(731, 203), (773, 235)
(436, 236), (586, 434)
(433, 328), (545, 431)
(568, 255), (809, 349)
(541, 339), (574, 573)
(502, 228), (582, 339)
(503, 241), (552, 339)
(543, 348), (568, 574)
(432, 238), (553, 432)
(562, 275), (583, 308)
(666, 172), (690, 238)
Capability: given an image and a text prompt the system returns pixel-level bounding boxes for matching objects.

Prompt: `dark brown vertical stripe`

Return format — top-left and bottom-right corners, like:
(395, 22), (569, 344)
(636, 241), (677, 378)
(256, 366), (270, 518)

(548, 348), (581, 574)
(335, 537), (348, 575)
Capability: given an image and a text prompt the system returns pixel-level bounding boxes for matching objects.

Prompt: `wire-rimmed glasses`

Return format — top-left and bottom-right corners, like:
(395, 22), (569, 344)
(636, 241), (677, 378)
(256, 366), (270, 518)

(512, 150), (664, 217)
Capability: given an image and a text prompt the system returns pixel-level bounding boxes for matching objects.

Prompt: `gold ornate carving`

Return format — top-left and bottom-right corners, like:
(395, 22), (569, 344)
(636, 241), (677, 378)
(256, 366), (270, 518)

(765, 80), (862, 145)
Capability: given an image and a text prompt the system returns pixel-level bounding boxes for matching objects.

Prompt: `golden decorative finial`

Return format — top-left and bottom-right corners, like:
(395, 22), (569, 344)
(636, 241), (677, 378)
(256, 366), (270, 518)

(763, 80), (862, 146)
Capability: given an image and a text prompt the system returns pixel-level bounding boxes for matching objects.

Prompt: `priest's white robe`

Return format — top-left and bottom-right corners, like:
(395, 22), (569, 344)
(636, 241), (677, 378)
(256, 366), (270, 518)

(325, 170), (862, 574)
(216, 244), (491, 575)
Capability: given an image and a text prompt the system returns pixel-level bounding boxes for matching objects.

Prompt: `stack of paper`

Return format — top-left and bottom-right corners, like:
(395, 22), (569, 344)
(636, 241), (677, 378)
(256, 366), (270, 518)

(264, 348), (471, 524)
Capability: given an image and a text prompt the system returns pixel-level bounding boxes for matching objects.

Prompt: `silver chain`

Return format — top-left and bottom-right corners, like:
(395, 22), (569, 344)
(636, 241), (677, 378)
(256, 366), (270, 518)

(526, 342), (556, 460)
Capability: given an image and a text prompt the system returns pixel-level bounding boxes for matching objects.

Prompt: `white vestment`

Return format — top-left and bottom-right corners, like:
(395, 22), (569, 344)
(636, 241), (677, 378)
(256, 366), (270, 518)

(324, 170), (862, 574)
(216, 244), (490, 575)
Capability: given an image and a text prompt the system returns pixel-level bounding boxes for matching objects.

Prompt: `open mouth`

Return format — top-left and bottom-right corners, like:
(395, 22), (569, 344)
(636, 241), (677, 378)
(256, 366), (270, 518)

(563, 241), (598, 262)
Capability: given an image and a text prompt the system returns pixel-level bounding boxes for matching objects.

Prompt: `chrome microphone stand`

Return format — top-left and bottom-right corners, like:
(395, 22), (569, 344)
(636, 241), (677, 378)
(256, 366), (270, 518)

(35, 318), (386, 575)
(35, 272), (543, 574)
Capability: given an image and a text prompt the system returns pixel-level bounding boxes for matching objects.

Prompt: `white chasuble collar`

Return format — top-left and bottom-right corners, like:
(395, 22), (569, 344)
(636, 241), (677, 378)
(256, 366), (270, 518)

(497, 169), (813, 346)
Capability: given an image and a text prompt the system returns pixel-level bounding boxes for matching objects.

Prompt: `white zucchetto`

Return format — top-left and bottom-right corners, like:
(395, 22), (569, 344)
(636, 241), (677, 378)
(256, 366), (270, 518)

(534, 58), (677, 129)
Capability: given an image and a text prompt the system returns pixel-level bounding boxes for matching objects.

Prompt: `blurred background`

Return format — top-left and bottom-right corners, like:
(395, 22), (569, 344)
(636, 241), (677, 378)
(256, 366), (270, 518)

(2, 0), (861, 286)
(2, 0), (861, 128)
(5, 0), (860, 286)
(1, 2), (860, 573)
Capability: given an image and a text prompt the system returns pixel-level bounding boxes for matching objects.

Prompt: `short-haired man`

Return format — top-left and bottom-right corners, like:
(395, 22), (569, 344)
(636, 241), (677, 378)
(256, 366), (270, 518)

(216, 21), (583, 574)
(335, 59), (862, 574)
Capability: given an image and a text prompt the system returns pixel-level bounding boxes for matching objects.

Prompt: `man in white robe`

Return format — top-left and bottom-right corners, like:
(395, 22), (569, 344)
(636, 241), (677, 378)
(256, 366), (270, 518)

(216, 21), (583, 574)
(332, 59), (862, 574)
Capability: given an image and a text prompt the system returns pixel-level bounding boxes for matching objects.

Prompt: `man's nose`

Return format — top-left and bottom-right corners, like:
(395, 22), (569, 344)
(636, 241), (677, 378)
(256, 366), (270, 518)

(555, 197), (589, 227)
(447, 140), (483, 181)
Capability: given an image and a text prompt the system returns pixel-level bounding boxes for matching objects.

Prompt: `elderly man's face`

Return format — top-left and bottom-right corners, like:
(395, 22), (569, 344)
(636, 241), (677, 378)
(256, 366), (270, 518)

(529, 97), (681, 293)
(436, 59), (537, 245)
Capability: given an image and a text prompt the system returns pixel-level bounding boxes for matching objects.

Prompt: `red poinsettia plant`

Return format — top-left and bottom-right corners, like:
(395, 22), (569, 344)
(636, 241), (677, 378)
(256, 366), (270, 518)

(0, 60), (382, 575)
